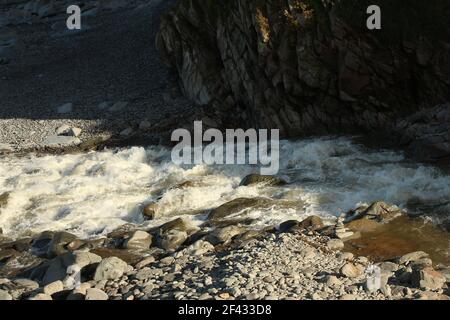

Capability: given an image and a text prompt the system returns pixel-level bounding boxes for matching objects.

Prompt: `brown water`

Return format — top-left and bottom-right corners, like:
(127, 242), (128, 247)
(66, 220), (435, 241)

(345, 216), (450, 266)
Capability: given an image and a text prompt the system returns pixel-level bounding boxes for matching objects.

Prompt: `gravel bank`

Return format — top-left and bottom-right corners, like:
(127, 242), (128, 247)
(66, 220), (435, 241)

(0, 0), (193, 152)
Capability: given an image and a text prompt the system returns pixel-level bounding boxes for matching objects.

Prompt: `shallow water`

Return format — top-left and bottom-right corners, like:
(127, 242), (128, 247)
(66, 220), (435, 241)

(0, 137), (449, 241)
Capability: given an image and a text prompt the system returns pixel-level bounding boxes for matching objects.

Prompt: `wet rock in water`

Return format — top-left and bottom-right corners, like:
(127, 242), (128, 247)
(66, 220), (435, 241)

(94, 257), (127, 281)
(156, 218), (188, 233)
(340, 263), (364, 278)
(206, 225), (247, 245)
(346, 218), (382, 233)
(0, 192), (9, 208)
(142, 202), (158, 220)
(327, 239), (344, 251)
(345, 201), (405, 223)
(398, 251), (429, 265)
(412, 267), (447, 291)
(85, 288), (108, 300)
(279, 216), (324, 233)
(0, 289), (12, 301)
(239, 174), (286, 187)
(47, 231), (79, 257)
(123, 230), (152, 250)
(207, 198), (273, 220)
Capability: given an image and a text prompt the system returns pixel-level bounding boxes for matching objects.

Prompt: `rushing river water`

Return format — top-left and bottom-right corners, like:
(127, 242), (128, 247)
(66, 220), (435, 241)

(0, 137), (450, 241)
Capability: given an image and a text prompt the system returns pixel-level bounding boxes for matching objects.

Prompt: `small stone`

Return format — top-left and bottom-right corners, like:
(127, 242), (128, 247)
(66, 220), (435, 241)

(85, 288), (108, 300)
(341, 263), (363, 278)
(56, 124), (71, 135)
(339, 294), (357, 300)
(43, 280), (64, 296)
(68, 127), (82, 137)
(135, 256), (156, 269)
(219, 292), (230, 299)
(325, 275), (342, 286)
(337, 252), (354, 261)
(327, 239), (344, 251)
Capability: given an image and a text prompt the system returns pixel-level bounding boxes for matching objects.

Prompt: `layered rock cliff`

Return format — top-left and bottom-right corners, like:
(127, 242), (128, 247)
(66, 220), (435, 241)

(157, 0), (450, 163)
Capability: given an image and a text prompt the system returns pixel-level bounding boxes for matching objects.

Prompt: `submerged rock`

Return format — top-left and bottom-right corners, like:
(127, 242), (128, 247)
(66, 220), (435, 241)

(207, 197), (273, 220)
(239, 174), (286, 187)
(46, 231), (79, 258)
(142, 202), (158, 220)
(345, 201), (405, 224)
(0, 192), (9, 208)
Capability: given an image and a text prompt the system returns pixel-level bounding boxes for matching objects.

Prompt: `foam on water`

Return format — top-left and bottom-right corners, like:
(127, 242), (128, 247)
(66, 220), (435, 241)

(0, 137), (449, 238)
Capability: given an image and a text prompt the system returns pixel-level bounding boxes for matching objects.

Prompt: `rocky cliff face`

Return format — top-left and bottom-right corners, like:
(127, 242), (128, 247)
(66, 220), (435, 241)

(157, 0), (450, 163)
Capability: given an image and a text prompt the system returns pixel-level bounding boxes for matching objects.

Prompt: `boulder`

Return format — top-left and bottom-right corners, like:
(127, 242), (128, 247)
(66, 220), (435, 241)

(239, 174), (286, 187)
(142, 202), (158, 220)
(123, 230), (152, 250)
(159, 229), (188, 251)
(0, 192), (9, 208)
(279, 216), (324, 233)
(345, 201), (405, 224)
(43, 280), (64, 296)
(398, 251), (429, 265)
(412, 267), (447, 291)
(205, 225), (247, 245)
(46, 231), (78, 257)
(207, 198), (273, 220)
(41, 251), (102, 285)
(93, 257), (127, 281)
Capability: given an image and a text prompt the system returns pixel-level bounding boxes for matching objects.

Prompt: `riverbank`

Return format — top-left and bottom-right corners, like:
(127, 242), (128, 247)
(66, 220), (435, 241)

(0, 0), (193, 154)
(1, 213), (449, 301)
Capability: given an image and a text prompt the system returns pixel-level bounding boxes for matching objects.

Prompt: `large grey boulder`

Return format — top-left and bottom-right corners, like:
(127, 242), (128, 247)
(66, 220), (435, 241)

(93, 257), (128, 281)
